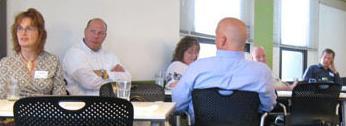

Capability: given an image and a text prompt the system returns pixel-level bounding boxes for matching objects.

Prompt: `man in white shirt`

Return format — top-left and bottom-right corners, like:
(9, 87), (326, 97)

(251, 46), (297, 90)
(63, 18), (130, 95)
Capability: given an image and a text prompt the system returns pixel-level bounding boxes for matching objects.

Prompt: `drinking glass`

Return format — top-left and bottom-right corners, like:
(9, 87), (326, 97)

(155, 71), (165, 87)
(7, 78), (19, 100)
(116, 80), (131, 101)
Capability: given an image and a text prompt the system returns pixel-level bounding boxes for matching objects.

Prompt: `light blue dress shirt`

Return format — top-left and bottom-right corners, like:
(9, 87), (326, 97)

(172, 50), (277, 123)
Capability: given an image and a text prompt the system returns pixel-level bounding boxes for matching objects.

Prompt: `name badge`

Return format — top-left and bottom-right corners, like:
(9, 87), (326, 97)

(329, 72), (335, 77)
(34, 71), (48, 79)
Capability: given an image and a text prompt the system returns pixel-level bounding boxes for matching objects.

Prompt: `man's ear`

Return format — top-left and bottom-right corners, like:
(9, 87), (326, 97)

(216, 36), (227, 49)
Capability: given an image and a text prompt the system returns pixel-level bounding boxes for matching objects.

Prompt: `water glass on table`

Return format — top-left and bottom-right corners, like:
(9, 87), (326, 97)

(116, 80), (131, 101)
(155, 71), (165, 87)
(7, 79), (19, 100)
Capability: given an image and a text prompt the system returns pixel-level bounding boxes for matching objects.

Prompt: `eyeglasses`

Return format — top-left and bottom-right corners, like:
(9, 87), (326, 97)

(16, 26), (37, 33)
(89, 29), (106, 36)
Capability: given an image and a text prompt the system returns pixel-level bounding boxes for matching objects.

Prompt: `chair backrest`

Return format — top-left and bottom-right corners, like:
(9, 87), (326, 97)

(289, 83), (341, 125)
(99, 82), (116, 97)
(131, 81), (165, 102)
(340, 77), (346, 86)
(99, 81), (165, 102)
(192, 88), (260, 126)
(14, 96), (133, 126)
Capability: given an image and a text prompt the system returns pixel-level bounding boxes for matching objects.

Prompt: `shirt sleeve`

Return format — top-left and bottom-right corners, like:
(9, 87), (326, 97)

(171, 67), (193, 112)
(0, 59), (9, 99)
(165, 62), (187, 88)
(63, 49), (110, 90)
(71, 68), (110, 90)
(303, 66), (314, 81)
(258, 67), (277, 112)
(52, 59), (67, 95)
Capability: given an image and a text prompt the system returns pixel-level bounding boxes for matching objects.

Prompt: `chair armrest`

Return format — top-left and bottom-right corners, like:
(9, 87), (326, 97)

(173, 111), (191, 126)
(277, 102), (288, 116)
(336, 103), (340, 115)
(260, 102), (288, 126)
(260, 112), (269, 126)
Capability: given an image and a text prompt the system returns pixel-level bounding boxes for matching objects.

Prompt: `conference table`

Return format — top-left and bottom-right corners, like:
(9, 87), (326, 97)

(0, 100), (175, 126)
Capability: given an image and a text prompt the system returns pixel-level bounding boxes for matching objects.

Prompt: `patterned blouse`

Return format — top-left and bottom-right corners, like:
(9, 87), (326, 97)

(0, 51), (66, 99)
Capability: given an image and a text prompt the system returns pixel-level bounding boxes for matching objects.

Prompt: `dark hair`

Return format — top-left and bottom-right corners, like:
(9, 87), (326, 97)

(11, 8), (47, 54)
(172, 36), (200, 62)
(321, 48), (335, 58)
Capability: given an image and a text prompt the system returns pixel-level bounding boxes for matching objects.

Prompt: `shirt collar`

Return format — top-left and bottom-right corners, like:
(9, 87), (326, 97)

(80, 39), (102, 53)
(317, 63), (331, 71)
(216, 50), (245, 59)
(317, 63), (324, 68)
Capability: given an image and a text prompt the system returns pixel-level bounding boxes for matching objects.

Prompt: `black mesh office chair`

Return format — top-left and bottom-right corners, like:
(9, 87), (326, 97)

(285, 83), (341, 126)
(340, 77), (346, 86)
(14, 96), (133, 126)
(130, 81), (165, 102)
(99, 81), (165, 102)
(99, 82), (116, 97)
(191, 88), (263, 126)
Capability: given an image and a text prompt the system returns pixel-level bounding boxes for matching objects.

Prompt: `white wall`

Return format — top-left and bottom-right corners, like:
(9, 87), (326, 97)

(319, 4), (346, 77)
(7, 0), (180, 80)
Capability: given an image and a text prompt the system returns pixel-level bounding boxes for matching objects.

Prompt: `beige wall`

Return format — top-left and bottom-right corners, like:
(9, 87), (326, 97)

(319, 4), (346, 77)
(6, 0), (180, 80)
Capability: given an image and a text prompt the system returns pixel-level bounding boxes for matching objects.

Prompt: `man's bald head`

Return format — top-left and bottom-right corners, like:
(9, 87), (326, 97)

(215, 17), (248, 51)
(251, 46), (267, 64)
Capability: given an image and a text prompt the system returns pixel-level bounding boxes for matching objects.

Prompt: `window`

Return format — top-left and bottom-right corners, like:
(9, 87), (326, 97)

(198, 43), (216, 59)
(194, 0), (241, 35)
(280, 0), (310, 46)
(280, 48), (307, 81)
(275, 0), (317, 81)
(181, 0), (253, 58)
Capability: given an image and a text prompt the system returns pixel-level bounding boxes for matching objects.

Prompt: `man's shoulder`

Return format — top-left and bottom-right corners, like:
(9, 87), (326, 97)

(190, 57), (216, 65)
(64, 44), (87, 57)
(243, 60), (272, 74)
(307, 64), (321, 70)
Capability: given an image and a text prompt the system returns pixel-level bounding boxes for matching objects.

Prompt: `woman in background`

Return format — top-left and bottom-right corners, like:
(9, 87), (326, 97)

(0, 8), (66, 99)
(165, 36), (200, 89)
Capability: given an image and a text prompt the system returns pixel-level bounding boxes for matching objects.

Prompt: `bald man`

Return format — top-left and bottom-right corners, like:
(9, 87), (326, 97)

(172, 18), (277, 124)
(251, 46), (297, 90)
(63, 18), (130, 95)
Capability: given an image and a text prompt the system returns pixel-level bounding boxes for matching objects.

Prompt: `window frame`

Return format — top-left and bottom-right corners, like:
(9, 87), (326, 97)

(0, 0), (6, 59)
(279, 47), (307, 80)
(275, 0), (318, 80)
(180, 0), (253, 58)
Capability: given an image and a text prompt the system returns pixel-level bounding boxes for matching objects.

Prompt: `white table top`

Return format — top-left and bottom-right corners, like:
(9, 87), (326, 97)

(132, 102), (175, 121)
(0, 100), (175, 121)
(277, 91), (346, 98)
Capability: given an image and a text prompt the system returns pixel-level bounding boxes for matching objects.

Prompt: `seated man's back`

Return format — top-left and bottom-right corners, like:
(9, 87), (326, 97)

(172, 17), (277, 124)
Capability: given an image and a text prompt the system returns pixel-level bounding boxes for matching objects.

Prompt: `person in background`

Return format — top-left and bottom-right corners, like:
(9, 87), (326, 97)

(0, 8), (66, 99)
(165, 36), (200, 89)
(172, 17), (277, 124)
(251, 46), (297, 90)
(303, 48), (340, 84)
(63, 18), (130, 96)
